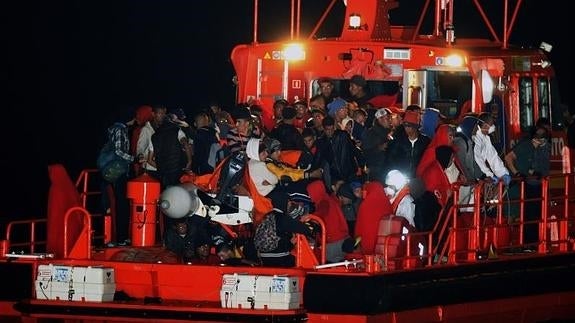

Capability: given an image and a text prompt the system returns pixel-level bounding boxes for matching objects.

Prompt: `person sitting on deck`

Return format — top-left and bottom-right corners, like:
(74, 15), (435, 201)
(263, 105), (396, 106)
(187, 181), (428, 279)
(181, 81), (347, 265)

(216, 242), (260, 266)
(163, 217), (199, 263)
(263, 137), (323, 195)
(255, 195), (314, 267)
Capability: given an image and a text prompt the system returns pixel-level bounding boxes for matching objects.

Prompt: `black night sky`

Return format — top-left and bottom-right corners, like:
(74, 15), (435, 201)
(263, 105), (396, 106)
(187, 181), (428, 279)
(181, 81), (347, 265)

(2, 1), (571, 219)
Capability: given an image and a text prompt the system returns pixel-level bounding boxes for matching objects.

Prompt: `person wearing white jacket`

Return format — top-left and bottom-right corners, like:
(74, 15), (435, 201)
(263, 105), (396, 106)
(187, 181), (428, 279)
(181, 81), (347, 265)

(246, 138), (279, 196)
(472, 112), (511, 186)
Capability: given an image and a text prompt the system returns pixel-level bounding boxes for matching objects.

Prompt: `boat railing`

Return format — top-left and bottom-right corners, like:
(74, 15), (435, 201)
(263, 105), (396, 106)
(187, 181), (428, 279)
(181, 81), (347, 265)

(376, 173), (575, 271)
(1, 168), (109, 256)
(3, 218), (47, 255)
(4, 169), (574, 273)
(75, 168), (111, 246)
(295, 214), (327, 268)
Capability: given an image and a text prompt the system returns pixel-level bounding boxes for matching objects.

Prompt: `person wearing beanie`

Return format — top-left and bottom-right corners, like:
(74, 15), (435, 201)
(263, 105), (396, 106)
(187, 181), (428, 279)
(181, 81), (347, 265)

(350, 181), (363, 199)
(337, 182), (356, 201)
(393, 104), (421, 142)
(257, 198), (314, 267)
(337, 182), (360, 235)
(327, 97), (348, 119)
(170, 107), (187, 121)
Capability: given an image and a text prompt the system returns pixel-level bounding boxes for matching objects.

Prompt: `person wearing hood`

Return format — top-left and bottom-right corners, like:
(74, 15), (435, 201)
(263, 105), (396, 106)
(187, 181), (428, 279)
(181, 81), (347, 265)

(472, 112), (511, 186)
(246, 138), (279, 197)
(307, 180), (352, 263)
(355, 181), (393, 254)
(420, 145), (464, 208)
(246, 137), (315, 215)
(452, 114), (485, 214)
(384, 170), (416, 227)
(416, 124), (456, 178)
(340, 116), (354, 137)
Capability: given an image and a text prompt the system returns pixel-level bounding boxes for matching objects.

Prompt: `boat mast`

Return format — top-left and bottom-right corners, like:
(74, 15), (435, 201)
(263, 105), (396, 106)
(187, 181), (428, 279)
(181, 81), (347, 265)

(253, 0), (259, 44)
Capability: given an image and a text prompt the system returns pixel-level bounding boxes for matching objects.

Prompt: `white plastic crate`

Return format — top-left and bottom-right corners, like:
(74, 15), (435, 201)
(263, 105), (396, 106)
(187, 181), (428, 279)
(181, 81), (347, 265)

(220, 273), (301, 310)
(35, 264), (116, 302)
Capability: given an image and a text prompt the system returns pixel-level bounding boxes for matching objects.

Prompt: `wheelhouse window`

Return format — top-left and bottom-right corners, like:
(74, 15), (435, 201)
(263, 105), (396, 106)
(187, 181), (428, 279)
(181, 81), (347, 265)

(519, 77), (534, 132)
(538, 77), (550, 121)
(312, 79), (401, 105)
(549, 77), (564, 130)
(427, 71), (472, 120)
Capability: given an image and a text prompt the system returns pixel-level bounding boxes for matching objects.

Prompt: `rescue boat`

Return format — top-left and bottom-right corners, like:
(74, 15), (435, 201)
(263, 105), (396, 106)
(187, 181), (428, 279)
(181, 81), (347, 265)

(2, 1), (575, 322)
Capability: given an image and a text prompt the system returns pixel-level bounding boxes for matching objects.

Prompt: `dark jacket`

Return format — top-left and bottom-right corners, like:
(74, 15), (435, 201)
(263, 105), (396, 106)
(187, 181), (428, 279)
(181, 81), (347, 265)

(152, 122), (186, 187)
(259, 210), (313, 267)
(192, 126), (219, 175)
(363, 122), (391, 172)
(269, 123), (306, 151)
(316, 129), (364, 185)
(386, 132), (430, 179)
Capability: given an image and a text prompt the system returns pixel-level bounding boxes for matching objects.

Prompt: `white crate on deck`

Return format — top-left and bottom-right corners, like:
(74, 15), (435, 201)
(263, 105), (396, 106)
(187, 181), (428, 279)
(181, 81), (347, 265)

(269, 275), (299, 293)
(35, 264), (54, 300)
(269, 292), (301, 310)
(220, 273), (301, 310)
(84, 266), (116, 301)
(35, 264), (116, 302)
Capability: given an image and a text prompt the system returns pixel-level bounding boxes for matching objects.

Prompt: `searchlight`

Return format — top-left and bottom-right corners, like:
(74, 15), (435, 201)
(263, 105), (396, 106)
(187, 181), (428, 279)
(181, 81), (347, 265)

(283, 43), (305, 61)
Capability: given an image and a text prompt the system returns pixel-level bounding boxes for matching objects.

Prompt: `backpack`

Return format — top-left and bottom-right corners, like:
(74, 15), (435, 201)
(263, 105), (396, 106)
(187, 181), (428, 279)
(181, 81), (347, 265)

(97, 144), (129, 183)
(253, 213), (280, 253)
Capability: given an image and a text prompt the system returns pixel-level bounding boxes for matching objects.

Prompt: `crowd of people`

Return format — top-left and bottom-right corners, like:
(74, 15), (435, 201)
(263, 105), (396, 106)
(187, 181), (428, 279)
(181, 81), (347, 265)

(97, 74), (554, 267)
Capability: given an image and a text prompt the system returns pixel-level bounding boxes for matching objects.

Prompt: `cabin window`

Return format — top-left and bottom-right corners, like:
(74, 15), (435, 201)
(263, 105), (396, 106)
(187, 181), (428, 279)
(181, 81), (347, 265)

(550, 78), (564, 130)
(426, 71), (472, 120)
(538, 77), (550, 121)
(519, 77), (534, 131)
(312, 79), (401, 105)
